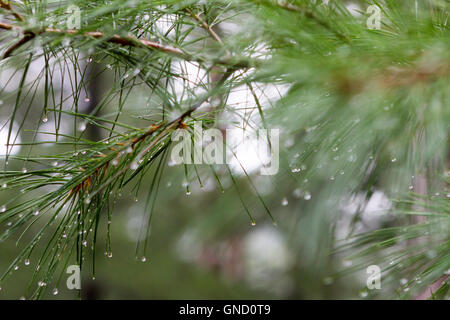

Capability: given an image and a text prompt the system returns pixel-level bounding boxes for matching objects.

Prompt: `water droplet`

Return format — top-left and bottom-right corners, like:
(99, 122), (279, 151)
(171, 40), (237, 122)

(84, 198), (91, 205)
(126, 146), (133, 153)
(2, 183), (7, 188)
(24, 259), (30, 266)
(323, 277), (334, 285)
(14, 265), (19, 271)
(391, 158), (397, 163)
(303, 192), (311, 200)
(82, 241), (87, 247)
(400, 278), (408, 285)
(251, 221), (256, 226)
(359, 291), (368, 298)
(78, 123), (87, 131)
(1, 206), (6, 213)
(293, 188), (302, 198)
(52, 288), (59, 295)
(112, 159), (119, 166)
(22, 168), (28, 173)
(84, 96), (90, 102)
(140, 256), (146, 262)
(130, 162), (139, 170)
(281, 197), (288, 206)
(38, 281), (46, 287)
(107, 252), (112, 258)
(42, 116), (49, 123)
(33, 210), (40, 216)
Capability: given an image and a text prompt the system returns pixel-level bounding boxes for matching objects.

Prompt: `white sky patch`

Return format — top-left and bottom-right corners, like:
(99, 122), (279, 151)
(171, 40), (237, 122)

(243, 225), (294, 296)
(170, 61), (208, 100)
(346, 3), (363, 17)
(224, 81), (289, 176)
(0, 118), (21, 156)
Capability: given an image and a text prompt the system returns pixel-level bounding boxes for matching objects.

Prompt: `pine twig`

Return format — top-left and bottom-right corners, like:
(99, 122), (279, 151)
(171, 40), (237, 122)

(185, 8), (223, 44)
(0, 0), (23, 22)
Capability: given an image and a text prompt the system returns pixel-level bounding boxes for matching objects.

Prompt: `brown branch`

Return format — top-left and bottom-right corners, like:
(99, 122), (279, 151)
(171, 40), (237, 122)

(0, 22), (255, 69)
(2, 31), (34, 58)
(0, 0), (24, 22)
(185, 8), (223, 44)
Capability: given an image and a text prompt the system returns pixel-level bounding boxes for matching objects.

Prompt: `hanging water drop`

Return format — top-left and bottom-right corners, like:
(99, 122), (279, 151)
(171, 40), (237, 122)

(130, 161), (138, 170)
(79, 122), (87, 131)
(24, 259), (30, 266)
(303, 192), (311, 200)
(323, 277), (334, 285)
(281, 197), (288, 206)
(52, 288), (59, 295)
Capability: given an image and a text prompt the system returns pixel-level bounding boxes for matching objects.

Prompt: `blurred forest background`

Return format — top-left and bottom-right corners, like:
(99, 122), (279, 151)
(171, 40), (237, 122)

(0, 0), (448, 299)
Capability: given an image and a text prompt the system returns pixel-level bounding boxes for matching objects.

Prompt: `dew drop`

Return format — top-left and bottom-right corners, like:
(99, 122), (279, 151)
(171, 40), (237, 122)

(293, 188), (302, 198)
(343, 260), (352, 267)
(42, 116), (49, 123)
(33, 210), (40, 216)
(391, 158), (397, 163)
(24, 259), (30, 266)
(52, 288), (59, 295)
(303, 192), (311, 200)
(1, 206), (6, 213)
(130, 162), (139, 170)
(140, 256), (146, 262)
(78, 123), (87, 131)
(359, 291), (368, 298)
(281, 197), (288, 206)
(323, 277), (334, 285)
